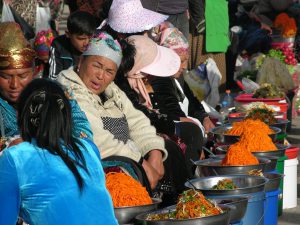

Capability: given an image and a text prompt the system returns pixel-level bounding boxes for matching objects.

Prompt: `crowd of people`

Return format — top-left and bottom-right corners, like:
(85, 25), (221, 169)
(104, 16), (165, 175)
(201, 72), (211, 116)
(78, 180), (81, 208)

(0, 0), (299, 224)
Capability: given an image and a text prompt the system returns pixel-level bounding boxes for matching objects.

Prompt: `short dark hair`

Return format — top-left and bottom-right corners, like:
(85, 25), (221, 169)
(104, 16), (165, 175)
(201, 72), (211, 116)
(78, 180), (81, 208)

(67, 11), (98, 35)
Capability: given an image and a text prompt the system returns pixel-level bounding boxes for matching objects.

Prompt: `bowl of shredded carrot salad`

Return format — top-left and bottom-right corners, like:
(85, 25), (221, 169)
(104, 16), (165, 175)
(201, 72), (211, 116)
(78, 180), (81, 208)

(216, 144), (287, 159)
(211, 119), (281, 144)
(194, 156), (270, 176)
(185, 175), (267, 196)
(135, 189), (231, 225)
(105, 172), (161, 224)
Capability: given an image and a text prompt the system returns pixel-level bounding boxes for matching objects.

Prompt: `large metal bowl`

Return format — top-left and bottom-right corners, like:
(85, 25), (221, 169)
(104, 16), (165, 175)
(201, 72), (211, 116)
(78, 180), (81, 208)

(209, 197), (248, 223)
(135, 205), (231, 225)
(215, 144), (287, 158)
(185, 175), (267, 196)
(114, 198), (161, 224)
(210, 124), (281, 144)
(264, 172), (283, 192)
(194, 158), (270, 176)
(272, 119), (289, 134)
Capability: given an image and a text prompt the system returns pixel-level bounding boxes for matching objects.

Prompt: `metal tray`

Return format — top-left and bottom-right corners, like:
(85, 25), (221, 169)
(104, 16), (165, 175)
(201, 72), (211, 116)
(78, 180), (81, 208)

(114, 198), (161, 224)
(264, 172), (283, 192)
(194, 158), (270, 176)
(215, 144), (287, 158)
(210, 124), (281, 144)
(209, 197), (248, 223)
(185, 175), (267, 196)
(135, 205), (231, 225)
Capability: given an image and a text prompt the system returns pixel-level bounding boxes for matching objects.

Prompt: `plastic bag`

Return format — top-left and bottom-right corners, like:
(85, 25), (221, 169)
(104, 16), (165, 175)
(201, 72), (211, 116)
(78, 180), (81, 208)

(205, 58), (222, 108)
(183, 63), (210, 103)
(257, 57), (295, 92)
(1, 2), (15, 22)
(35, 5), (51, 34)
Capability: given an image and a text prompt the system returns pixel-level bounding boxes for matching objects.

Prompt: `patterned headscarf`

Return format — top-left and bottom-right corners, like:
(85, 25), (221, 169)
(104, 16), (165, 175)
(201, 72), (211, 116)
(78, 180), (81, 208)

(160, 28), (189, 55)
(83, 32), (123, 67)
(34, 29), (55, 57)
(0, 22), (36, 70)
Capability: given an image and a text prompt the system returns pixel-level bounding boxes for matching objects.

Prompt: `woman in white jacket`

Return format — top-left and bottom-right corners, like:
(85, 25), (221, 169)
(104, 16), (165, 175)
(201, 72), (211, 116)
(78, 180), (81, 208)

(58, 32), (180, 189)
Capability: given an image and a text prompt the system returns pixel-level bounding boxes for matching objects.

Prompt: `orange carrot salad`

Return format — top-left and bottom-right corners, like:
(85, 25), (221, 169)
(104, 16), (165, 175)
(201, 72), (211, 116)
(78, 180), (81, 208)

(105, 172), (152, 207)
(221, 141), (259, 166)
(226, 119), (275, 136)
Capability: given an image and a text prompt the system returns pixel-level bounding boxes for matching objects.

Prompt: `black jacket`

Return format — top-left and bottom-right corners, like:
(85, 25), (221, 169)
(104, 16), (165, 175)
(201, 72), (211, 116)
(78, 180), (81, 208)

(114, 75), (176, 136)
(150, 76), (208, 123)
(48, 35), (82, 80)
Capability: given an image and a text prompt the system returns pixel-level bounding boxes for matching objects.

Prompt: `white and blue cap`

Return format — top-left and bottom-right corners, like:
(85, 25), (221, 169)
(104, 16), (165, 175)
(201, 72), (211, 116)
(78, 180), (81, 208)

(82, 32), (123, 67)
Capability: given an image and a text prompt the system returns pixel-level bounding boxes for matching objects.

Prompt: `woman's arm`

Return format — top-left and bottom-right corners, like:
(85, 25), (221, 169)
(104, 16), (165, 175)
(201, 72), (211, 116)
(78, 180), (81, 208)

(0, 151), (20, 225)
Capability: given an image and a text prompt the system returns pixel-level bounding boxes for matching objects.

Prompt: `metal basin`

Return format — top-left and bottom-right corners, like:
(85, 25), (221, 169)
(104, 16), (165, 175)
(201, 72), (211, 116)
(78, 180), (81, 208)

(209, 154), (277, 172)
(185, 175), (267, 196)
(264, 172), (283, 192)
(194, 158), (270, 176)
(272, 119), (289, 134)
(215, 144), (287, 158)
(114, 198), (161, 224)
(209, 197), (248, 223)
(135, 205), (231, 225)
(210, 124), (281, 144)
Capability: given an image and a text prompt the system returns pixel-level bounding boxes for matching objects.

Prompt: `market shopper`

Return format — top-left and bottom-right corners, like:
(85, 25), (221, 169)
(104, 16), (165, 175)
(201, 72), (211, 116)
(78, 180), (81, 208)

(0, 79), (118, 225)
(0, 22), (92, 141)
(57, 32), (168, 189)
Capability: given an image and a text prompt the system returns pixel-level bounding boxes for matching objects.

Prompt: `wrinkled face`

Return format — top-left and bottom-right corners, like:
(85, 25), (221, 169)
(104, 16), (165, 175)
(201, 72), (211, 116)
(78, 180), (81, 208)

(66, 32), (91, 53)
(174, 52), (188, 79)
(0, 68), (33, 103)
(78, 56), (118, 95)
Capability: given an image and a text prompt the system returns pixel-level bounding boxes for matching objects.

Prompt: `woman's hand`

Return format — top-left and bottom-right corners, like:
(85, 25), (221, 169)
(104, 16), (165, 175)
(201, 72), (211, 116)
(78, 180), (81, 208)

(203, 116), (215, 134)
(142, 159), (162, 190)
(142, 149), (165, 189)
(147, 150), (164, 178)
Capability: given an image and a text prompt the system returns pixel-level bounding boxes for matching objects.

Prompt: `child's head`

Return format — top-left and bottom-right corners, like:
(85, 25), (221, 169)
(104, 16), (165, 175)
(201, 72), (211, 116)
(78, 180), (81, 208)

(34, 29), (54, 63)
(66, 11), (98, 53)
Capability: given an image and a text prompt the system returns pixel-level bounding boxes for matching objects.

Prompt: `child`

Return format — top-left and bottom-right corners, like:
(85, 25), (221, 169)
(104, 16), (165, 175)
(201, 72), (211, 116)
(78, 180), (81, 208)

(34, 29), (55, 78)
(48, 11), (98, 80)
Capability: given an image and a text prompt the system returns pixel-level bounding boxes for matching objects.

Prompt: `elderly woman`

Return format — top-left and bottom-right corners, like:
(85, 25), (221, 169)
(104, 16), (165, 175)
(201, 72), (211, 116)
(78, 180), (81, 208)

(0, 22), (92, 146)
(57, 32), (181, 189)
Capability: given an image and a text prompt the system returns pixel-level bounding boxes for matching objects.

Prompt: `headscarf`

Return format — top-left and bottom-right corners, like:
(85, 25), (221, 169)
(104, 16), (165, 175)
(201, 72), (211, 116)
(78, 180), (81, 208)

(34, 29), (55, 58)
(160, 28), (189, 55)
(0, 22), (36, 70)
(83, 32), (123, 67)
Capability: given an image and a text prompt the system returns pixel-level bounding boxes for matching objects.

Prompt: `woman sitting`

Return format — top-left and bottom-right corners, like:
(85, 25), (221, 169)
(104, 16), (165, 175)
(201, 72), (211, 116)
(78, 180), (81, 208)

(57, 32), (170, 189)
(0, 79), (118, 225)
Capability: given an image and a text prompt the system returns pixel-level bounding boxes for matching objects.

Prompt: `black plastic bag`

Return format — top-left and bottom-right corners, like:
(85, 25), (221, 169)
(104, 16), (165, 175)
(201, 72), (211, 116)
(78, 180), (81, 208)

(9, 6), (35, 40)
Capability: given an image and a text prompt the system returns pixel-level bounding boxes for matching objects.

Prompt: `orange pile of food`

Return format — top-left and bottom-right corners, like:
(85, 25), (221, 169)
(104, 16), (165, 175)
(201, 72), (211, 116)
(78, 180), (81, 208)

(221, 141), (259, 166)
(274, 13), (297, 38)
(222, 119), (278, 166)
(106, 172), (152, 207)
(226, 119), (274, 136)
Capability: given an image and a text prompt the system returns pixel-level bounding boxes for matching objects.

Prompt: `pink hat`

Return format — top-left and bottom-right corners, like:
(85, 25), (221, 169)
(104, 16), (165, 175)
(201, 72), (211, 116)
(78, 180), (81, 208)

(108, 0), (168, 33)
(127, 35), (180, 77)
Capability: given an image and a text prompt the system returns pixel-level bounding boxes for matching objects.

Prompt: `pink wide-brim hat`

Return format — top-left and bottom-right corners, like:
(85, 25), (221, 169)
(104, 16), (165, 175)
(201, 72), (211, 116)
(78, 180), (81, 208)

(127, 35), (180, 77)
(108, 0), (168, 33)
